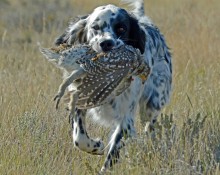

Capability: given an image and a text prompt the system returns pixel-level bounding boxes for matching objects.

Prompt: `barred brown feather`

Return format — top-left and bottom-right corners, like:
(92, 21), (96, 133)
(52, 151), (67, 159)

(41, 44), (150, 109)
(75, 45), (149, 108)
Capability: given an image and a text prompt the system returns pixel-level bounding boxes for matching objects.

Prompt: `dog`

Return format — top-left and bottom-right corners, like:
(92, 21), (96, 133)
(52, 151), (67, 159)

(53, 0), (172, 173)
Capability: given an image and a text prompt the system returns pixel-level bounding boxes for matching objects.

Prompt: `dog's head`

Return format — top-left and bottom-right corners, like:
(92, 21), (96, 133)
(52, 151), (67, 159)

(55, 4), (146, 53)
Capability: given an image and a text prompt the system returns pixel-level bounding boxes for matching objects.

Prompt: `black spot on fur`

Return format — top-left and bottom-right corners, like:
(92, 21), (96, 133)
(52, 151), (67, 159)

(152, 58), (154, 65)
(75, 141), (79, 146)
(115, 132), (123, 145)
(94, 30), (98, 35)
(147, 95), (161, 111)
(127, 124), (131, 130)
(152, 90), (159, 98)
(122, 129), (128, 136)
(103, 21), (107, 28)
(152, 119), (157, 124)
(129, 101), (135, 112)
(112, 9), (146, 53)
(127, 15), (146, 54)
(55, 33), (66, 46)
(75, 108), (81, 116)
(78, 118), (85, 134)
(110, 18), (114, 24)
(108, 148), (120, 168)
(95, 141), (101, 148)
(110, 99), (114, 105)
(107, 154), (111, 160)
(92, 148), (98, 153)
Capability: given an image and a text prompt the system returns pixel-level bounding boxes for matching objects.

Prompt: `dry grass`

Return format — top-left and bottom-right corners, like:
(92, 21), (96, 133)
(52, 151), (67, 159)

(0, 0), (220, 174)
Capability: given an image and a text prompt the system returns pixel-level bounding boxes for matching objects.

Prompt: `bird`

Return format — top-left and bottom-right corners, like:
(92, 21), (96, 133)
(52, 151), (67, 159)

(40, 44), (150, 111)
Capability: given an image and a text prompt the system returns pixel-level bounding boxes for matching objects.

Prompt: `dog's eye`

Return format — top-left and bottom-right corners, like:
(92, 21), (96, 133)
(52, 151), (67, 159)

(92, 24), (99, 30)
(116, 24), (127, 35)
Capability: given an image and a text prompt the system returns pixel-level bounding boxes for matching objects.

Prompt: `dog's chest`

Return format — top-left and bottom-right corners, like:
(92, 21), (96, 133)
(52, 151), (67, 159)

(86, 77), (143, 126)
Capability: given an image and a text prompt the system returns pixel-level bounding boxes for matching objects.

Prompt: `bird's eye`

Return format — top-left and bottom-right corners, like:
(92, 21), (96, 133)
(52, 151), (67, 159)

(92, 24), (99, 30)
(116, 24), (127, 35)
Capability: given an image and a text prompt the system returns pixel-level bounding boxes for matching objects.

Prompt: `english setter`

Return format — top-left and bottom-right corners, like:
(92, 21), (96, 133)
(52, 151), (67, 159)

(54, 0), (172, 173)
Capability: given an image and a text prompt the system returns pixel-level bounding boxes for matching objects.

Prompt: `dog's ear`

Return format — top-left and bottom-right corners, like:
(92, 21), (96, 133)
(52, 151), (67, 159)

(55, 15), (89, 46)
(128, 16), (146, 54)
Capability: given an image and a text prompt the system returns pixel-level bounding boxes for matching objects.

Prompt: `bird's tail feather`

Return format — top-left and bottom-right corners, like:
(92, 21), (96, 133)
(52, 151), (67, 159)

(39, 47), (60, 64)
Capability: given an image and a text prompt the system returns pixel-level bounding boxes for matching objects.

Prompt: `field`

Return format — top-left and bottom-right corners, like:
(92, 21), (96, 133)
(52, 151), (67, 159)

(0, 0), (220, 174)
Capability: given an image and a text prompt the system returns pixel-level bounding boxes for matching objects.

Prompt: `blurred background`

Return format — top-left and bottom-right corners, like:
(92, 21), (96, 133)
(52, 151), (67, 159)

(0, 0), (220, 174)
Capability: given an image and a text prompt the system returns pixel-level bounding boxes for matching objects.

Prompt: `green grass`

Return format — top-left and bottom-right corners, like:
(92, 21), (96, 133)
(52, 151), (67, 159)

(0, 0), (220, 174)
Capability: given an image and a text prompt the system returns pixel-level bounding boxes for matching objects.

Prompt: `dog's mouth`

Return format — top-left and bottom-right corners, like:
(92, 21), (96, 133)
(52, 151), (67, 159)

(91, 40), (124, 53)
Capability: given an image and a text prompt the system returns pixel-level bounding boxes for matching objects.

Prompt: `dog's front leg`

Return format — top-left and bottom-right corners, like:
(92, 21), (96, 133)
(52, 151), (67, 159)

(72, 109), (105, 155)
(100, 114), (136, 173)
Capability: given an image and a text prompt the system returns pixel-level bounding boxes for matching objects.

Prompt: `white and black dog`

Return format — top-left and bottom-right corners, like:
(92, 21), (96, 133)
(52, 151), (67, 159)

(54, 0), (172, 172)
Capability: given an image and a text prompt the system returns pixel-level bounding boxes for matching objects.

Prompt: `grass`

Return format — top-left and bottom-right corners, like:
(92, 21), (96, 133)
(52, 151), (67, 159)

(0, 0), (220, 174)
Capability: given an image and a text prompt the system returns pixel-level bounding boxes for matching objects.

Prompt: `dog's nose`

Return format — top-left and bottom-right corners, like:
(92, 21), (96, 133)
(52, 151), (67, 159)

(100, 39), (115, 52)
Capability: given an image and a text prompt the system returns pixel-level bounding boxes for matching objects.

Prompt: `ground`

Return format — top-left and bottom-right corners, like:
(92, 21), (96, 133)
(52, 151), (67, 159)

(0, 0), (220, 174)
